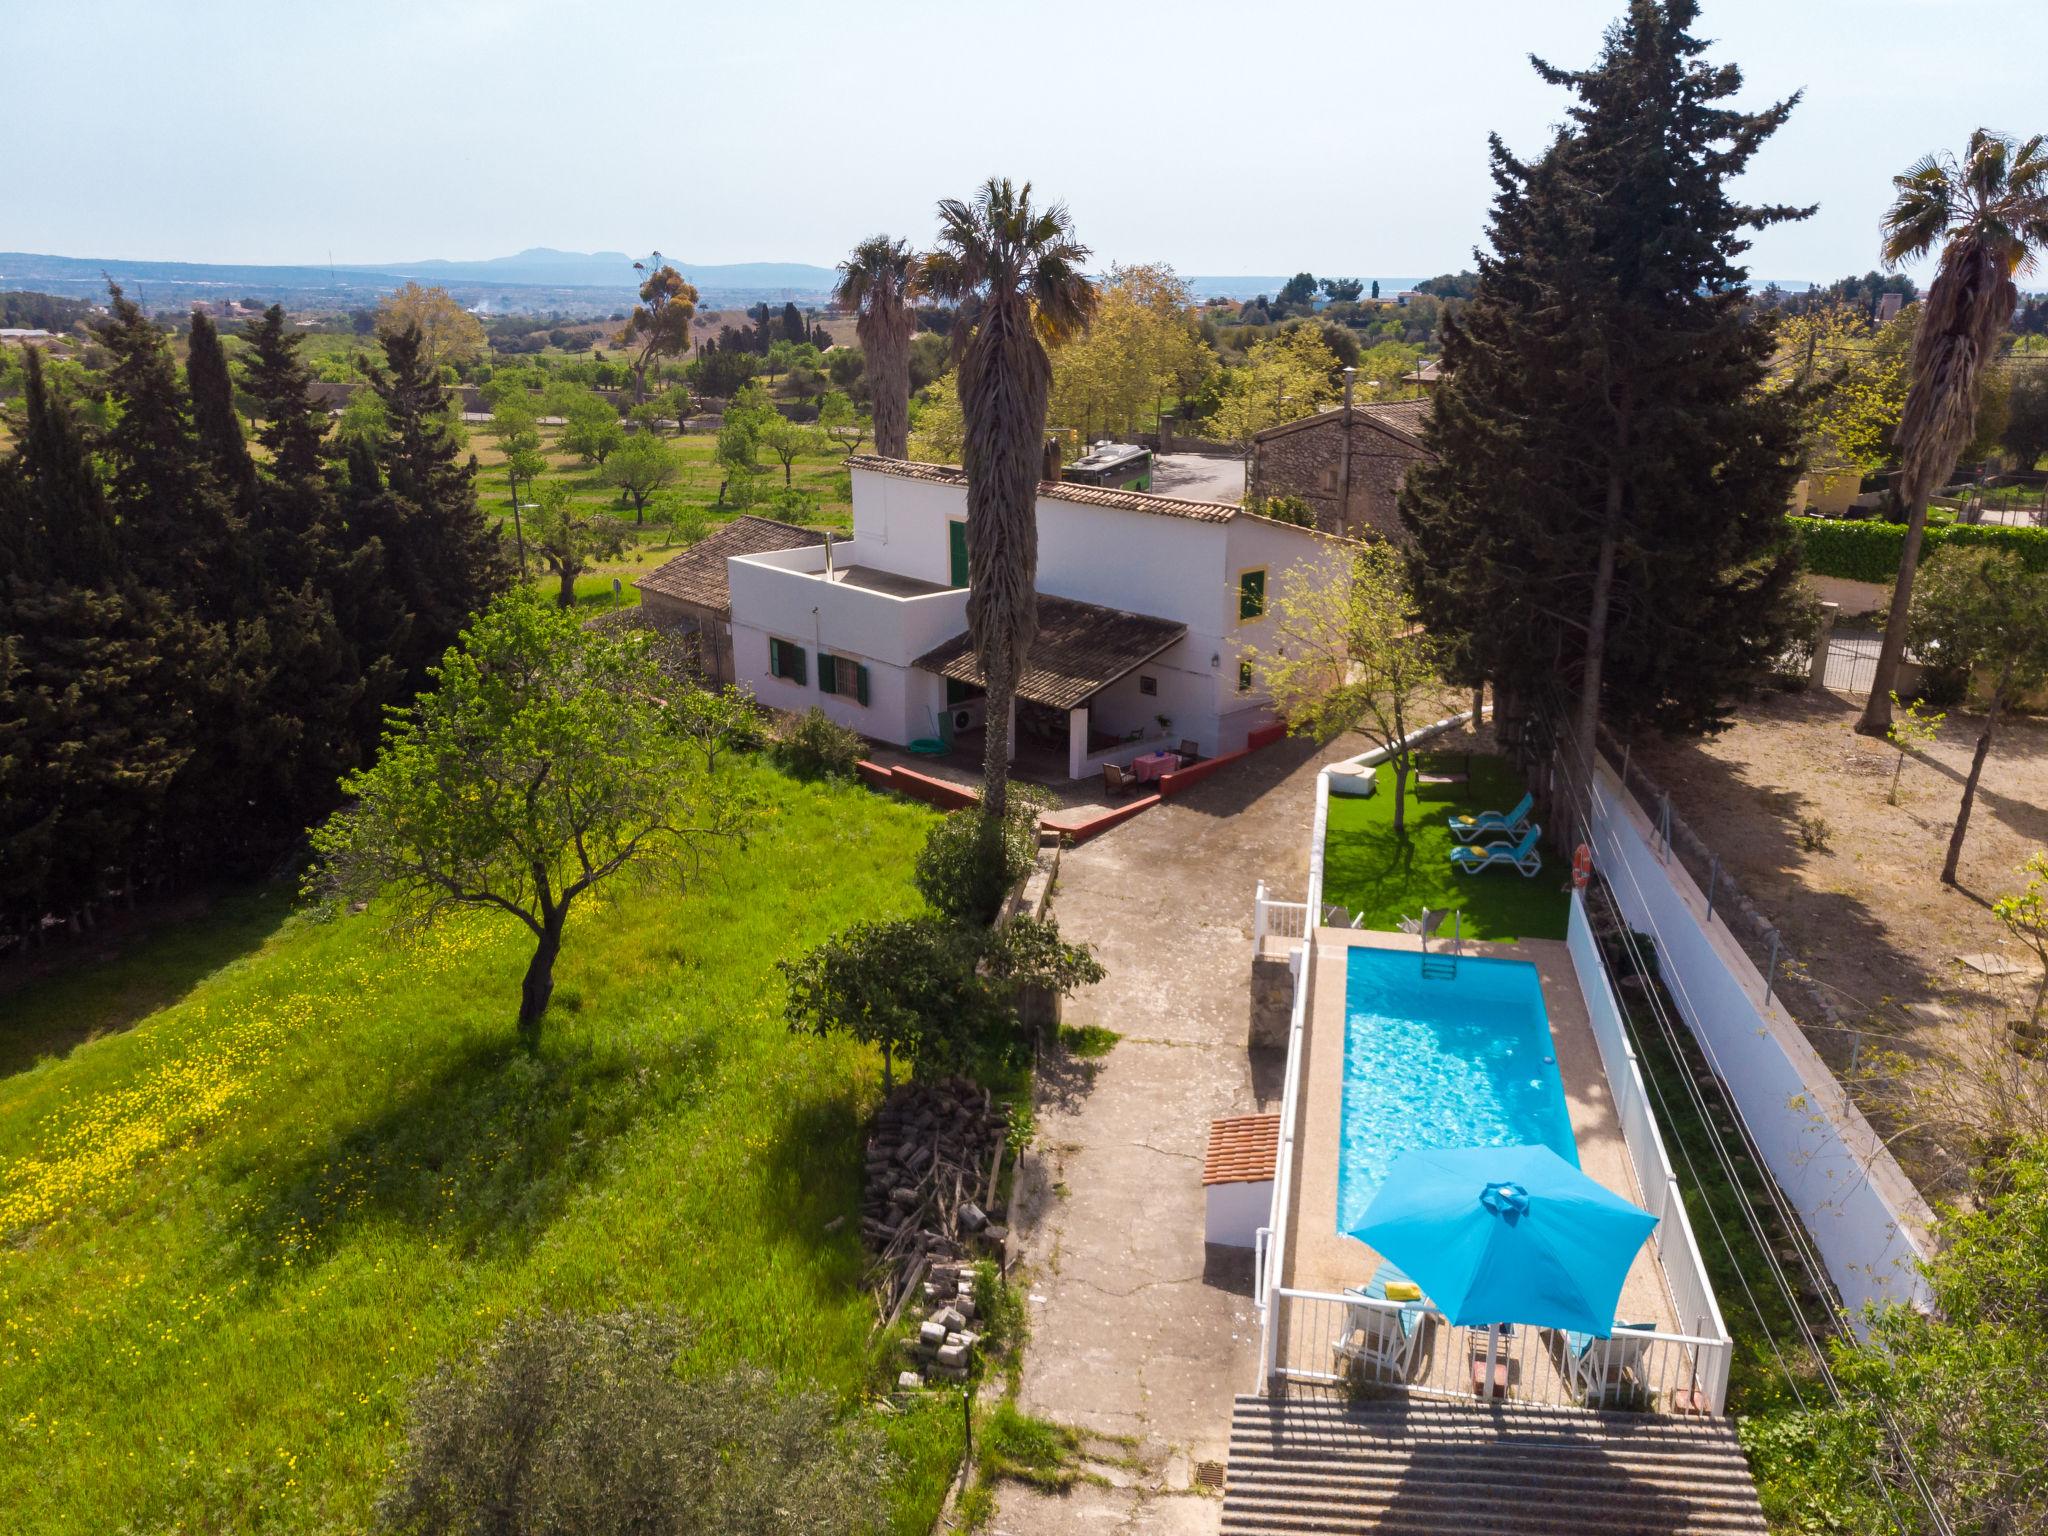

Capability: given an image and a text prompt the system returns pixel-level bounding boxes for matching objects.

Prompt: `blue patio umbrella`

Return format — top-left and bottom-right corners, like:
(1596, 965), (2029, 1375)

(1350, 1144), (1658, 1336)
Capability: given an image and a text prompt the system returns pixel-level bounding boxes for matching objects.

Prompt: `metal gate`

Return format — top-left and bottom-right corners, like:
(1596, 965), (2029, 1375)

(1821, 627), (1884, 697)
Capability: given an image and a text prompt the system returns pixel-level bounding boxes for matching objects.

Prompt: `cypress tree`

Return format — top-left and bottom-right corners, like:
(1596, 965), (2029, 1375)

(186, 310), (257, 508)
(96, 285), (242, 615)
(365, 324), (512, 680)
(1401, 0), (1812, 769)
(0, 357), (196, 932)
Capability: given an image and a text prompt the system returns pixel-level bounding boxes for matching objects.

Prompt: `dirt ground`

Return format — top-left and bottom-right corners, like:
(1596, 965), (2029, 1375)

(1625, 686), (2048, 1193)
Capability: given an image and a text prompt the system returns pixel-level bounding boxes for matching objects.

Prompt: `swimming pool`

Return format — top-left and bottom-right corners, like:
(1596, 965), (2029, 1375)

(1337, 946), (1579, 1233)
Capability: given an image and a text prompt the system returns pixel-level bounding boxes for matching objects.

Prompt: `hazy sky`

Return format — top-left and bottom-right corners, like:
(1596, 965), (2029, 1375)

(7, 0), (2042, 284)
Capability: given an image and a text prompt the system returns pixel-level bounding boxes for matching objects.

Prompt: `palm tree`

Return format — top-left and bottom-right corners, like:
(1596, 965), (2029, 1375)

(834, 236), (922, 460)
(921, 179), (1096, 820)
(1857, 130), (2048, 736)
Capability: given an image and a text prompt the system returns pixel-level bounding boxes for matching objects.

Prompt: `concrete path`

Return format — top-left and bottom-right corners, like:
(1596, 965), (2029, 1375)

(989, 731), (1378, 1534)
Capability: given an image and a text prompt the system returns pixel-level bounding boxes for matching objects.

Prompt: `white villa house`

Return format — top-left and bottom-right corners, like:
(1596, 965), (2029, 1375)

(695, 456), (1349, 780)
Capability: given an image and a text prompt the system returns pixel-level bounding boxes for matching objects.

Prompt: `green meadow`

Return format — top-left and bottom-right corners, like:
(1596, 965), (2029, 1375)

(0, 761), (960, 1533)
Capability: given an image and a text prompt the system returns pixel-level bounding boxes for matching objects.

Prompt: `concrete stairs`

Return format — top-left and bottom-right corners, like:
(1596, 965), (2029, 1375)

(1223, 1390), (1768, 1534)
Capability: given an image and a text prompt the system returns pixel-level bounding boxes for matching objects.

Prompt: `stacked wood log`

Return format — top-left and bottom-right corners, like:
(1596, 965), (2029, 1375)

(861, 1077), (1010, 1380)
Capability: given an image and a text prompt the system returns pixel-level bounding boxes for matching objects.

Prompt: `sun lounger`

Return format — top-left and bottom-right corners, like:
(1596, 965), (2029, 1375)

(1449, 824), (1543, 878)
(1448, 791), (1534, 844)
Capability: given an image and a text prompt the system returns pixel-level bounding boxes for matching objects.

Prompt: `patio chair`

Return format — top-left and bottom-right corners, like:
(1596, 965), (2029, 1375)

(1177, 739), (1203, 763)
(1554, 1322), (1658, 1406)
(1333, 1293), (1424, 1384)
(1448, 791), (1534, 844)
(1397, 907), (1448, 940)
(1101, 762), (1138, 798)
(1449, 824), (1543, 878)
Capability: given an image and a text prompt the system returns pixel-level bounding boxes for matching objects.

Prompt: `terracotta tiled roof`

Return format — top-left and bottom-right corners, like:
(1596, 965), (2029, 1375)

(912, 594), (1186, 711)
(1203, 1114), (1281, 1186)
(635, 515), (832, 617)
(844, 455), (1239, 524)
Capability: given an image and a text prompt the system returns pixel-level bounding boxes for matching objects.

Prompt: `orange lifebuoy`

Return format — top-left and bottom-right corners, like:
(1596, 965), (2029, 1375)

(1572, 844), (1592, 889)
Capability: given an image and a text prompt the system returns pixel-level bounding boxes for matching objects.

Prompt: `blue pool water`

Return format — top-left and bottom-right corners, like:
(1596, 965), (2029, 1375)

(1337, 946), (1579, 1233)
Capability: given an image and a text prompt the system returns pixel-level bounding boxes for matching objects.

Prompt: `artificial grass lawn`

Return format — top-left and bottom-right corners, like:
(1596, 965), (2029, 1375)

(0, 760), (962, 1533)
(1320, 754), (1570, 942)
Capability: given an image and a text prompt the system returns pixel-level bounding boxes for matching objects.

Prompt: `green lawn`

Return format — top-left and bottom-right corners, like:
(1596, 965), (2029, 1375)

(1321, 754), (1570, 941)
(0, 760), (963, 1533)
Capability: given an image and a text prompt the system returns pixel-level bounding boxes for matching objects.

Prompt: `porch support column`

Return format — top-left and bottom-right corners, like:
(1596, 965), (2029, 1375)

(1068, 704), (1089, 781)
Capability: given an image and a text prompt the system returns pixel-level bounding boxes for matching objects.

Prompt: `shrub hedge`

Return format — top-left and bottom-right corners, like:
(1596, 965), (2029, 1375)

(1790, 516), (2048, 583)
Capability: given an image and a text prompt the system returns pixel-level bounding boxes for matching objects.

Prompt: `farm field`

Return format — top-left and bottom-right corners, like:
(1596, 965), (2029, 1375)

(0, 760), (961, 1533)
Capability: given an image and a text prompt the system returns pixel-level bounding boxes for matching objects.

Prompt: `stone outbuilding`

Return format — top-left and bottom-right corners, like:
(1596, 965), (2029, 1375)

(635, 514), (833, 685)
(1247, 396), (1434, 542)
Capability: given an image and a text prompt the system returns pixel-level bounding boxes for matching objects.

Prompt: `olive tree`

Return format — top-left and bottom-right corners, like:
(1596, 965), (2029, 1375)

(309, 593), (747, 1045)
(1251, 541), (1446, 833)
(378, 1309), (887, 1536)
(1909, 548), (2048, 883)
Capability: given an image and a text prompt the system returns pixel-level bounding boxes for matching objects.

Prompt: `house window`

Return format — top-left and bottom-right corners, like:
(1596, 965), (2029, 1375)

(1238, 660), (1255, 693)
(948, 520), (969, 588)
(819, 655), (870, 705)
(1138, 675), (1157, 697)
(1318, 466), (1339, 493)
(768, 637), (807, 686)
(1237, 568), (1267, 623)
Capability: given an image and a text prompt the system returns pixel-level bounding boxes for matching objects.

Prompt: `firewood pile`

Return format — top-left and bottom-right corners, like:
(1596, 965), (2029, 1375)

(861, 1077), (1010, 1379)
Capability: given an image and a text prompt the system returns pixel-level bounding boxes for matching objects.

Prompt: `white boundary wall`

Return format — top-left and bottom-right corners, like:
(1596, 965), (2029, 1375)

(1585, 757), (1935, 1325)
(1567, 893), (1732, 1408)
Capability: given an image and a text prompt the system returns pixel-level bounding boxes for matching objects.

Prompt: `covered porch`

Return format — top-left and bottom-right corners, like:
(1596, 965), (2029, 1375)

(913, 595), (1189, 783)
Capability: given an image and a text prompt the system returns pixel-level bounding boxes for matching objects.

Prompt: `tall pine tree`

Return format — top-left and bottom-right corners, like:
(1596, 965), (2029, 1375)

(359, 323), (511, 681)
(1401, 0), (1812, 772)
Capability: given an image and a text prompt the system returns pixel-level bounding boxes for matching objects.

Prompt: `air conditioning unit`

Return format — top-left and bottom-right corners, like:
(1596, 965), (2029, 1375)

(947, 699), (985, 735)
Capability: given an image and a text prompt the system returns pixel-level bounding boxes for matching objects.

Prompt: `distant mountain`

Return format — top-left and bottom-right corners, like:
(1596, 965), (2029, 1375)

(350, 248), (841, 293)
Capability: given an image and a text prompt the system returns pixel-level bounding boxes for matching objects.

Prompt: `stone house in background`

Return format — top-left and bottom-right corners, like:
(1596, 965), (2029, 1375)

(1246, 394), (1434, 541)
(635, 514), (833, 685)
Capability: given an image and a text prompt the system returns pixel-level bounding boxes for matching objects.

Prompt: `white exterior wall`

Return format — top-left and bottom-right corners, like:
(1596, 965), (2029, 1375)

(1585, 760), (1935, 1328)
(771, 467), (1347, 764)
(728, 543), (968, 747)
(1206, 1179), (1274, 1249)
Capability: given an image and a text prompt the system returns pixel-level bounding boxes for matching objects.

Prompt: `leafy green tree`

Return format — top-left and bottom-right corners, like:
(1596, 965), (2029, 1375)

(334, 386), (388, 450)
(603, 430), (679, 523)
(755, 413), (813, 486)
(617, 264), (698, 403)
(1994, 854), (2048, 1026)
(1401, 0), (1809, 772)
(1859, 131), (2048, 734)
(781, 914), (1101, 1088)
(907, 372), (966, 462)
(1883, 691), (1944, 805)
(1790, 1140), (2048, 1533)
(1320, 277), (1364, 302)
(913, 794), (1049, 925)
(378, 1309), (887, 1536)
(714, 420), (761, 508)
(1909, 548), (2048, 883)
(184, 311), (257, 508)
(816, 390), (868, 456)
(2003, 365), (2048, 468)
(1208, 324), (1339, 461)
(1253, 542), (1445, 832)
(922, 177), (1097, 821)
(554, 387), (625, 465)
(1277, 272), (1318, 308)
(311, 594), (747, 1043)
(526, 481), (627, 608)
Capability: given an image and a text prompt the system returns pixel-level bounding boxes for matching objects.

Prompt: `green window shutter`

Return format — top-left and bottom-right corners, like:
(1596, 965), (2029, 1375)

(949, 520), (969, 588)
(1239, 570), (1266, 621)
(768, 637), (783, 678)
(818, 654), (838, 695)
(855, 664), (870, 706)
(790, 645), (807, 687)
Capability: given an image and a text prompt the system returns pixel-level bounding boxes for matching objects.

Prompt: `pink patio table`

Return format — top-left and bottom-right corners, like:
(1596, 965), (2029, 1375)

(1132, 750), (1183, 783)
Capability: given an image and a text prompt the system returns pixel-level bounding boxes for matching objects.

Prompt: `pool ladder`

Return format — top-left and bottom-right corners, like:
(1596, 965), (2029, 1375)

(1420, 910), (1461, 980)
